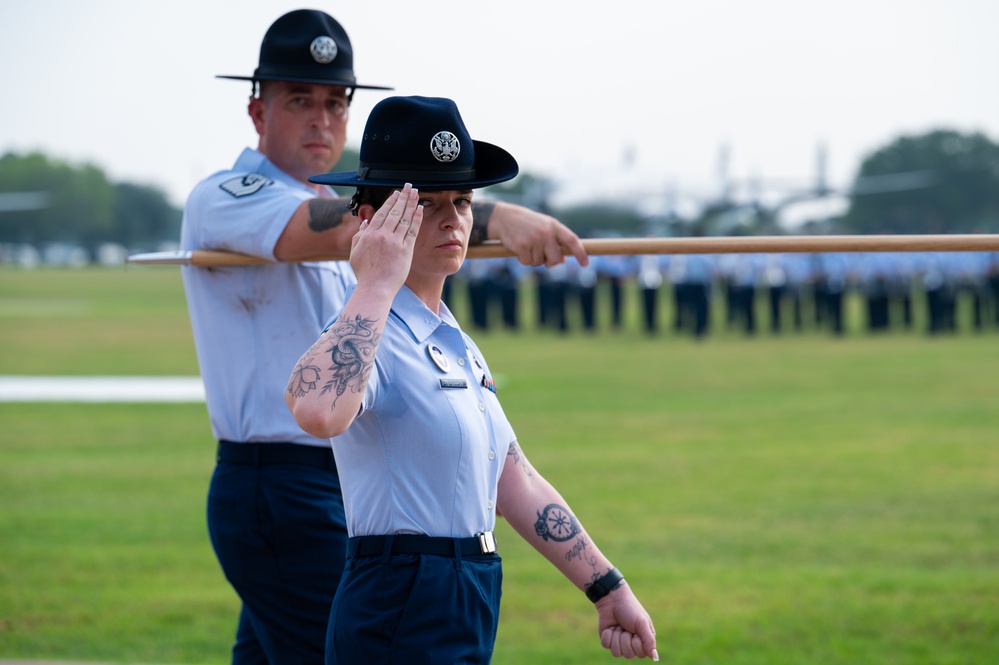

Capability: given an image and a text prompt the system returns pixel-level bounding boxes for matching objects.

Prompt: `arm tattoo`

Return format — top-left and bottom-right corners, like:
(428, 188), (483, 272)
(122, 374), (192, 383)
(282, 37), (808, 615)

(307, 198), (353, 233)
(320, 314), (380, 404)
(565, 535), (594, 564)
(469, 200), (495, 245)
(507, 441), (534, 477)
(287, 356), (323, 397)
(584, 565), (623, 595)
(534, 503), (581, 542)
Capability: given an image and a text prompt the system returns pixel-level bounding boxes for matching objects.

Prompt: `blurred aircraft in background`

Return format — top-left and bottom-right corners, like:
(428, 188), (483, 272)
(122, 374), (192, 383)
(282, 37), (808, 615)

(587, 143), (937, 235)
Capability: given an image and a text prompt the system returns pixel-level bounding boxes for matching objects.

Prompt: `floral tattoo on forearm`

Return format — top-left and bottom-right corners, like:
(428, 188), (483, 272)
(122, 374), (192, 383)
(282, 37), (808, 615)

(286, 314), (380, 406)
(288, 358), (322, 398)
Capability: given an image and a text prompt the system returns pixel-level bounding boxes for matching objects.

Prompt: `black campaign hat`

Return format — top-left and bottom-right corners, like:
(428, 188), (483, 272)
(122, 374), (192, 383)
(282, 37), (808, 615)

(309, 96), (519, 191)
(216, 9), (390, 91)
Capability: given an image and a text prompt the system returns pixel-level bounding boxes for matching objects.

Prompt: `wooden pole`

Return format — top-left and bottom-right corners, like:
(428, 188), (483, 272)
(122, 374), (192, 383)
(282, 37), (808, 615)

(126, 234), (999, 266)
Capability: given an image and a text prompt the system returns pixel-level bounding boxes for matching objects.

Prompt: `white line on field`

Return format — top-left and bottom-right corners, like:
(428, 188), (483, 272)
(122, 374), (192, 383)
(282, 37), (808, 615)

(0, 376), (205, 402)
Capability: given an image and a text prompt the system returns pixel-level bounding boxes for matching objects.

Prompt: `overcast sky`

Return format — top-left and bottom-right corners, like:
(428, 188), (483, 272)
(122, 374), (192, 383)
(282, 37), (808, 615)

(2, 0), (997, 222)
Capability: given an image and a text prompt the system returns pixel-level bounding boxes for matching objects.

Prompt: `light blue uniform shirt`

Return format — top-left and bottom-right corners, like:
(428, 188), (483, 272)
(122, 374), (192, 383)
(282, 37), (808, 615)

(180, 148), (355, 446)
(328, 286), (516, 538)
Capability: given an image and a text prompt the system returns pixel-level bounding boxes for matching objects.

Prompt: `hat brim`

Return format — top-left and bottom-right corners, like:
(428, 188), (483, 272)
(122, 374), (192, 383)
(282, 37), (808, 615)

(309, 141), (519, 191)
(216, 74), (392, 90)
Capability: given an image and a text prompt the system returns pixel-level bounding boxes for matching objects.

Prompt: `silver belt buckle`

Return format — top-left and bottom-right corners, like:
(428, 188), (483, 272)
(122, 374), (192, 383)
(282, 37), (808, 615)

(476, 531), (497, 554)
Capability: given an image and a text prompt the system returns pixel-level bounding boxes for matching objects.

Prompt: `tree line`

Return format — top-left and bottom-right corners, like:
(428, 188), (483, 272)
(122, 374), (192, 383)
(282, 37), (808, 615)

(2, 128), (998, 257)
(0, 152), (179, 252)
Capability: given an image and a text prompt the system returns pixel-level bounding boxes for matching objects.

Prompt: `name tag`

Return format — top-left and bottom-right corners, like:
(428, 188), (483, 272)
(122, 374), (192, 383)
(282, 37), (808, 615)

(439, 378), (468, 390)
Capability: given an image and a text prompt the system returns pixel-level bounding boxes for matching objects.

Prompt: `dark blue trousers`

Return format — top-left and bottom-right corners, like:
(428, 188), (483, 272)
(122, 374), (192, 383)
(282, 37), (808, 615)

(207, 445), (346, 665)
(328, 548), (502, 664)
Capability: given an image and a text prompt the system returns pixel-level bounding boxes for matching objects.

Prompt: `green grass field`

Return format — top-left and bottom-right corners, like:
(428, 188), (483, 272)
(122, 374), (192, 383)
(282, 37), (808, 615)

(1, 267), (997, 664)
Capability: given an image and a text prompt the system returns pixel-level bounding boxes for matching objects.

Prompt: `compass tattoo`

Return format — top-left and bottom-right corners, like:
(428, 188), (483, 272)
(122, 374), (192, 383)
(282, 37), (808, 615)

(534, 503), (581, 542)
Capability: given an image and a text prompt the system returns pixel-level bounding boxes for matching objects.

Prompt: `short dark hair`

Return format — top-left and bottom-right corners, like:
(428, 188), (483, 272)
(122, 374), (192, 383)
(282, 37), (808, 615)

(348, 186), (393, 215)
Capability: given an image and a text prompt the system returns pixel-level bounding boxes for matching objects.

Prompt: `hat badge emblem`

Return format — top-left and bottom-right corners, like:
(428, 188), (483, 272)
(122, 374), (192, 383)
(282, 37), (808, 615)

(430, 131), (460, 163)
(310, 36), (338, 64)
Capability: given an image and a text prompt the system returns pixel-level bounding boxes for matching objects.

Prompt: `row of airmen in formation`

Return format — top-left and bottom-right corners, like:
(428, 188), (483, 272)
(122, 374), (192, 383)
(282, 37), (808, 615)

(443, 251), (999, 337)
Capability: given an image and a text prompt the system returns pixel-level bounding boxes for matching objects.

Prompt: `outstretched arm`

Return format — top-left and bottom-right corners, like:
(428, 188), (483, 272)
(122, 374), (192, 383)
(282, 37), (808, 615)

(496, 441), (659, 660)
(473, 200), (589, 268)
(269, 191), (586, 268)
(274, 197), (359, 261)
(286, 186), (423, 437)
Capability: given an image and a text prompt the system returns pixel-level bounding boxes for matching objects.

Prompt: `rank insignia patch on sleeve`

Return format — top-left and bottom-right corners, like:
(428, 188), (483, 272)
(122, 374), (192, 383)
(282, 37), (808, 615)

(220, 173), (274, 197)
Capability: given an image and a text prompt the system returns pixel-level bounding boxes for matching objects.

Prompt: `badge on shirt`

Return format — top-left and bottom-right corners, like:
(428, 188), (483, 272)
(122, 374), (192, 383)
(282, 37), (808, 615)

(427, 343), (450, 373)
(481, 374), (497, 394)
(219, 173), (274, 198)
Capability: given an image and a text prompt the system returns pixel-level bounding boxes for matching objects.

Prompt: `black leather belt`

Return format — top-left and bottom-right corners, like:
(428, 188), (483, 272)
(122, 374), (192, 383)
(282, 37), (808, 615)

(348, 532), (498, 558)
(216, 440), (337, 471)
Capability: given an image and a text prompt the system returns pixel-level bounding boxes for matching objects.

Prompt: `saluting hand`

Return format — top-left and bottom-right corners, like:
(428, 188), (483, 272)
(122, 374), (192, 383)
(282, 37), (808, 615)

(349, 183), (424, 293)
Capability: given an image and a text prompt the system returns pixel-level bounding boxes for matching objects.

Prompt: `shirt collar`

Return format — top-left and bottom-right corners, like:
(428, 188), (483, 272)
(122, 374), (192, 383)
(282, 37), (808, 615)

(390, 286), (459, 343)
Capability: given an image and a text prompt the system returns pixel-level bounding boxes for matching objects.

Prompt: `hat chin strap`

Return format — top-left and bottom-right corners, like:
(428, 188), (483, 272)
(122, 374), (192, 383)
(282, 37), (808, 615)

(347, 191), (363, 215)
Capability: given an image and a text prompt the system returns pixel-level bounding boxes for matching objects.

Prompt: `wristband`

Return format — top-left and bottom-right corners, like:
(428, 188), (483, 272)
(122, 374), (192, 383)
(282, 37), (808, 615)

(585, 567), (625, 603)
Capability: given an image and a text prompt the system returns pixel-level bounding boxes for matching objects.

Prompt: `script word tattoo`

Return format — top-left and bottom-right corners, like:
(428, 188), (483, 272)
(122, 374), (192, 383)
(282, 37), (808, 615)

(534, 503), (581, 542)
(321, 314), (380, 404)
(564, 534), (594, 564)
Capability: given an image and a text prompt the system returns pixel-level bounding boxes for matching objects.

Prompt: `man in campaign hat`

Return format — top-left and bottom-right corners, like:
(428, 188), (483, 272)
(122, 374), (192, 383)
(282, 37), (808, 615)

(180, 10), (588, 664)
(216, 9), (383, 97)
(287, 95), (659, 663)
